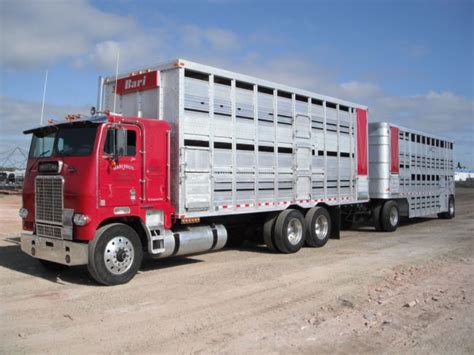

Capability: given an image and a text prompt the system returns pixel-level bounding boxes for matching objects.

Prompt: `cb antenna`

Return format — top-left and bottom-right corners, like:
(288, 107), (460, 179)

(112, 47), (120, 114)
(40, 70), (48, 125)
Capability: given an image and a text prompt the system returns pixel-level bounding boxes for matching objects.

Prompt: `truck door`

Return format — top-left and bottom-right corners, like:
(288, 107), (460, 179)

(99, 125), (142, 207)
(294, 114), (311, 200)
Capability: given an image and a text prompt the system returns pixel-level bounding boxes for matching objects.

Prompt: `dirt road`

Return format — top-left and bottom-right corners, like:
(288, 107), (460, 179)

(1, 189), (473, 354)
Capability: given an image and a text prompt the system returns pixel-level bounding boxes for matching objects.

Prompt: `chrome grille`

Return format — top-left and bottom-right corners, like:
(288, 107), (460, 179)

(35, 176), (64, 225)
(36, 223), (62, 239)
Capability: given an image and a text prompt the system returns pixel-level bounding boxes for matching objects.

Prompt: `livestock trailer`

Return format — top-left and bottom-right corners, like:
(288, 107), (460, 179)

(19, 59), (455, 285)
(364, 122), (455, 231)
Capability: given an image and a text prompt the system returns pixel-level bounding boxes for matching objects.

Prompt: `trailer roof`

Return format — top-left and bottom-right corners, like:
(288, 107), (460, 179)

(103, 58), (368, 111)
(369, 122), (454, 143)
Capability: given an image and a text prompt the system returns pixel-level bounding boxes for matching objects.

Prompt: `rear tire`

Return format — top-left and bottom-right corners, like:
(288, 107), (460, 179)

(88, 223), (143, 286)
(273, 209), (306, 254)
(380, 200), (400, 232)
(305, 207), (331, 247)
(372, 202), (383, 231)
(263, 213), (278, 252)
(438, 196), (455, 219)
(39, 259), (68, 272)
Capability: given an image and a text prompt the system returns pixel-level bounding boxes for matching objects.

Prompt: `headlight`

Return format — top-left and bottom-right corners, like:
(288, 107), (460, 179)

(73, 213), (90, 226)
(19, 207), (28, 218)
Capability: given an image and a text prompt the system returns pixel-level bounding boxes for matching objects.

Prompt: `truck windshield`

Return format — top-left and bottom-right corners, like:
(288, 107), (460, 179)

(29, 125), (98, 158)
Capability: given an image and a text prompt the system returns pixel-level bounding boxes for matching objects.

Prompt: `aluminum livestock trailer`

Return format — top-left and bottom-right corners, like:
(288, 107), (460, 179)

(365, 122), (455, 231)
(19, 59), (455, 285)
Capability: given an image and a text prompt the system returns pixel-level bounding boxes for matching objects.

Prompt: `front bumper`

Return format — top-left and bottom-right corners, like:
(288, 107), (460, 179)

(21, 233), (89, 266)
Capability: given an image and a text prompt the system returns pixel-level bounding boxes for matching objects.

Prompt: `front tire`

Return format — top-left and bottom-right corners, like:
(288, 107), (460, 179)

(88, 223), (143, 286)
(305, 206), (331, 247)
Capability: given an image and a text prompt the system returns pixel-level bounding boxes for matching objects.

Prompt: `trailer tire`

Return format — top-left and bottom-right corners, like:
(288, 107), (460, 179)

(372, 203), (383, 231)
(88, 223), (143, 286)
(263, 213), (278, 252)
(381, 200), (400, 232)
(39, 259), (68, 272)
(438, 196), (455, 219)
(273, 209), (306, 254)
(305, 206), (331, 247)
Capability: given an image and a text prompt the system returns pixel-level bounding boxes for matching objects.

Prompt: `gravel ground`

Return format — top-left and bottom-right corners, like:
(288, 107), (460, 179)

(0, 189), (473, 354)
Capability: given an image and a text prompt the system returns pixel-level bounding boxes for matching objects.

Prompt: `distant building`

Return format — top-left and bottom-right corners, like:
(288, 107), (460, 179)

(455, 170), (474, 182)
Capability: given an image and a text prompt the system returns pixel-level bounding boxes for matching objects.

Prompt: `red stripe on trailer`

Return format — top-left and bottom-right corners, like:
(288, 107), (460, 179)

(356, 109), (368, 176)
(390, 126), (400, 174)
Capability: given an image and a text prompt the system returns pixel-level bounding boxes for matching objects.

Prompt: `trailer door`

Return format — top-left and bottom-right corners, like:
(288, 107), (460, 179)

(294, 114), (311, 200)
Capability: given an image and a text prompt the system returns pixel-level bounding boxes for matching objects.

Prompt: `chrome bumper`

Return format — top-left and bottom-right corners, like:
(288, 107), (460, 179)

(21, 233), (88, 266)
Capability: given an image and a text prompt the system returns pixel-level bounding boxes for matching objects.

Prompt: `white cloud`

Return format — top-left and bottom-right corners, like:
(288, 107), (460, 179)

(0, 96), (90, 150)
(181, 25), (240, 52)
(0, 0), (140, 70)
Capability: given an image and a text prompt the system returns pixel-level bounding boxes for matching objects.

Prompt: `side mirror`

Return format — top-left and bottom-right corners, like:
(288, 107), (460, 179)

(116, 128), (127, 157)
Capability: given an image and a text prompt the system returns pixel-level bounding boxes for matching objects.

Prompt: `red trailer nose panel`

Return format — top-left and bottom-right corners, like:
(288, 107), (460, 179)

(356, 109), (368, 176)
(390, 126), (400, 174)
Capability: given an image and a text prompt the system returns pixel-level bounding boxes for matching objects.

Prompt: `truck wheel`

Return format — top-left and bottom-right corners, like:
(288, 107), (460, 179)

(438, 196), (455, 219)
(263, 213), (278, 252)
(381, 200), (400, 232)
(39, 259), (68, 272)
(88, 223), (143, 286)
(273, 209), (306, 254)
(305, 206), (331, 247)
(372, 202), (383, 231)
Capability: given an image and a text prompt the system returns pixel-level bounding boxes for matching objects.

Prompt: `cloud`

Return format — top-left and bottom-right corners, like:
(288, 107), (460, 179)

(181, 26), (240, 52)
(0, 96), (90, 150)
(0, 0), (138, 70)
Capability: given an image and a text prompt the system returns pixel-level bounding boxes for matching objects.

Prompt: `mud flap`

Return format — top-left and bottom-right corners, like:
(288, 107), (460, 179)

(329, 206), (341, 239)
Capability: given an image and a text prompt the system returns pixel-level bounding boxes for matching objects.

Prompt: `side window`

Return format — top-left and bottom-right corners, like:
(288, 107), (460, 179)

(126, 130), (136, 156)
(103, 128), (137, 156)
(104, 129), (115, 155)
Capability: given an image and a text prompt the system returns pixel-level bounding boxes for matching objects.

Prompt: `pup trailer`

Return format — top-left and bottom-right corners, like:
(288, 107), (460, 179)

(19, 59), (455, 285)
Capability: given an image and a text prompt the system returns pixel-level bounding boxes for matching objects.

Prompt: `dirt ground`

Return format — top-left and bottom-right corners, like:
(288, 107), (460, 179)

(0, 189), (473, 354)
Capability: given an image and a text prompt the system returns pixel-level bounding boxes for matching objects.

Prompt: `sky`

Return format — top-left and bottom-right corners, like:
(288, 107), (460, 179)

(0, 0), (473, 167)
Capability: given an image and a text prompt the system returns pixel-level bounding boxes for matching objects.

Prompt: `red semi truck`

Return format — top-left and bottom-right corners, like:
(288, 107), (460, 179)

(19, 59), (455, 285)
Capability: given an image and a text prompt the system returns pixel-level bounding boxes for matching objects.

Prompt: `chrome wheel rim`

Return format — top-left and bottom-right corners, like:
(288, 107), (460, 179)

(315, 215), (329, 240)
(449, 201), (454, 215)
(287, 218), (303, 245)
(389, 206), (399, 226)
(104, 236), (134, 275)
